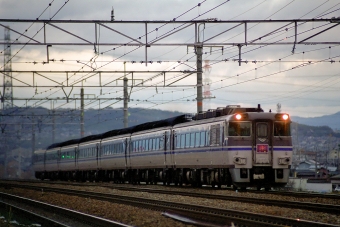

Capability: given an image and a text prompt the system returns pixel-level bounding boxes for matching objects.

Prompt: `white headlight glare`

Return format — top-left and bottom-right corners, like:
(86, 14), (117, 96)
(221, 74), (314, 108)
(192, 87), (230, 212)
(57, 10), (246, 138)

(282, 114), (289, 120)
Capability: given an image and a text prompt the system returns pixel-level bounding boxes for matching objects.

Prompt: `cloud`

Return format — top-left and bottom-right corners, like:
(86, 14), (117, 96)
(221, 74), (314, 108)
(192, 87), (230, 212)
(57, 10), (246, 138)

(1, 0), (340, 118)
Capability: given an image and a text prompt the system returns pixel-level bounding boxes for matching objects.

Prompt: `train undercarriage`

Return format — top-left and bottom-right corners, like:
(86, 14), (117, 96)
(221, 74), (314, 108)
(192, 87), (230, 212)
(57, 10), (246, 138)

(36, 166), (289, 191)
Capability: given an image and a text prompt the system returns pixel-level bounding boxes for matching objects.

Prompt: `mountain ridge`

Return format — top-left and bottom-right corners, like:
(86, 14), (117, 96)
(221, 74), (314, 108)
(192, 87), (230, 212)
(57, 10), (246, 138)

(291, 111), (340, 131)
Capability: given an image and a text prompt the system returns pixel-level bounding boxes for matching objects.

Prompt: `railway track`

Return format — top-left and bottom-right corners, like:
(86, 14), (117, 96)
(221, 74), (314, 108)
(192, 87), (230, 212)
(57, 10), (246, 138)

(3, 180), (338, 214)
(0, 200), (69, 227)
(3, 179), (340, 201)
(104, 185), (340, 215)
(0, 181), (339, 227)
(0, 191), (132, 227)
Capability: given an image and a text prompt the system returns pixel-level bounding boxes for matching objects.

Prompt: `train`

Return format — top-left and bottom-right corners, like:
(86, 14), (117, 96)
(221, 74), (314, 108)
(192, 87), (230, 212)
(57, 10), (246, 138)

(33, 104), (292, 190)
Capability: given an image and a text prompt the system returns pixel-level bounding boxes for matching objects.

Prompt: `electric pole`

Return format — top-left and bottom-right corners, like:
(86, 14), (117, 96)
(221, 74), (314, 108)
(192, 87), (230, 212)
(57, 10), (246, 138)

(80, 88), (84, 137)
(2, 26), (13, 110)
(123, 62), (128, 128)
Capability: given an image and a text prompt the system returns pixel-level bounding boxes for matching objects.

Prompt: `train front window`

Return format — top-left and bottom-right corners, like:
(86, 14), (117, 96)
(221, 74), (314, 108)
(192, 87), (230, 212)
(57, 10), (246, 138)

(228, 122), (251, 136)
(274, 122), (291, 136)
(257, 123), (268, 137)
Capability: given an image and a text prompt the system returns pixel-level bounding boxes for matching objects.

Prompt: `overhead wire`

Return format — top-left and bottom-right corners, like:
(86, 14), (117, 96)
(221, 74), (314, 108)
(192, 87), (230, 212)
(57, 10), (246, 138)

(3, 0), (340, 137)
(5, 1), (225, 135)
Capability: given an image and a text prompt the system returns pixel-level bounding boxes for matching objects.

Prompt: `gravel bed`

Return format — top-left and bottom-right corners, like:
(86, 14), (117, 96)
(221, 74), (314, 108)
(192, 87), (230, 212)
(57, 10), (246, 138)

(0, 198), (94, 227)
(1, 183), (340, 226)
(0, 188), (195, 227)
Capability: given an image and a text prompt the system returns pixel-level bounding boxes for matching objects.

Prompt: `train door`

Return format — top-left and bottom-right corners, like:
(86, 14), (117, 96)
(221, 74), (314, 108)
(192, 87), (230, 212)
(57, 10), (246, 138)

(169, 130), (175, 167)
(75, 147), (79, 170)
(57, 148), (61, 172)
(96, 143), (100, 169)
(125, 138), (130, 168)
(74, 147), (77, 168)
(164, 131), (173, 167)
(254, 121), (272, 165)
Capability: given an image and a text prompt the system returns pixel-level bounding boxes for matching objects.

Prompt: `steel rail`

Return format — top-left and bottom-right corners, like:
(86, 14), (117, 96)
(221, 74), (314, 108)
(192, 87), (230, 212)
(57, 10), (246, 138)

(0, 200), (69, 227)
(102, 185), (340, 215)
(0, 192), (132, 227)
(0, 182), (338, 227)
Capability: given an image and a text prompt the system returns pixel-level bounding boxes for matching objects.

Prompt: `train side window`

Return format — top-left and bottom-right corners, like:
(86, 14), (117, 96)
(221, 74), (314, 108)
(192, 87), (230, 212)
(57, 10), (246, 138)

(135, 141), (139, 152)
(145, 139), (149, 151)
(139, 140), (143, 152)
(158, 138), (161, 150)
(190, 133), (195, 147)
(160, 137), (164, 150)
(274, 122), (291, 136)
(149, 139), (152, 151)
(175, 135), (180, 149)
(142, 139), (146, 151)
(195, 132), (200, 147)
(153, 138), (159, 151)
(200, 132), (206, 146)
(180, 134), (185, 148)
(185, 133), (190, 148)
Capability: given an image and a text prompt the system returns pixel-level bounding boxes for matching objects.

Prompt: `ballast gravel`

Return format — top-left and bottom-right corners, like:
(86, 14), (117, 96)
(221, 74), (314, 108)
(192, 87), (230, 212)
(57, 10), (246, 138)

(0, 183), (339, 226)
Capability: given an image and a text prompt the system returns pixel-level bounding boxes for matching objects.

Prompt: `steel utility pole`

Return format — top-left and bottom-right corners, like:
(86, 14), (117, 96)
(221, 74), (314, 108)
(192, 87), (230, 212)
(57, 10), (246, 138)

(196, 23), (204, 114)
(31, 113), (35, 163)
(52, 109), (55, 143)
(123, 62), (128, 128)
(80, 88), (84, 138)
(2, 26), (13, 110)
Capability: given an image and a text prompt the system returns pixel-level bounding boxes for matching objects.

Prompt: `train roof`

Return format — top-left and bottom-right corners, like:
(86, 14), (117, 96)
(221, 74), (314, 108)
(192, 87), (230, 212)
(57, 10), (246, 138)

(193, 104), (264, 121)
(44, 105), (266, 150)
(46, 138), (82, 149)
(45, 114), (192, 149)
(101, 114), (192, 139)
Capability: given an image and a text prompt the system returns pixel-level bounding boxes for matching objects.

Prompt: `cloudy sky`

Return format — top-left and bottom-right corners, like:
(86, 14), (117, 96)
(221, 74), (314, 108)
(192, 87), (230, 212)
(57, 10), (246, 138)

(1, 0), (340, 119)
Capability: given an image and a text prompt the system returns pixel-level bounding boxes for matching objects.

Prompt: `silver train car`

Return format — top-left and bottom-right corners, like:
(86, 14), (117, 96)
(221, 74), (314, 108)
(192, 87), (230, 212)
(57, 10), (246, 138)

(33, 104), (292, 190)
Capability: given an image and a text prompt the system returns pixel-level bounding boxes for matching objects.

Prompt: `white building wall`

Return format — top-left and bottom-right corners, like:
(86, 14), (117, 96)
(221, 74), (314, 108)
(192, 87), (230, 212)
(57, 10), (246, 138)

(289, 178), (332, 192)
(305, 183), (332, 193)
(289, 178), (307, 191)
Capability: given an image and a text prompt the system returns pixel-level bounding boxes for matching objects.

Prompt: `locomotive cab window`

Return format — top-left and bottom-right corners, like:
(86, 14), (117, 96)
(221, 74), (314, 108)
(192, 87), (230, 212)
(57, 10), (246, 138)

(257, 123), (268, 137)
(228, 122), (251, 136)
(274, 122), (291, 136)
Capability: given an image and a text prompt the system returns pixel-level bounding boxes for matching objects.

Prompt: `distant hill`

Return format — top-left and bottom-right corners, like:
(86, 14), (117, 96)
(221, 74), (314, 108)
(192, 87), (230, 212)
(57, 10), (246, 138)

(291, 112), (340, 131)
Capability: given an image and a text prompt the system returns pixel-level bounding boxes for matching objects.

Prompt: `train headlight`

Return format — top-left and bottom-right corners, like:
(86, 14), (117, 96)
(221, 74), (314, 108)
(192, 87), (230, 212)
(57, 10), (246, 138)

(282, 114), (289, 120)
(235, 114), (242, 120)
(275, 113), (290, 121)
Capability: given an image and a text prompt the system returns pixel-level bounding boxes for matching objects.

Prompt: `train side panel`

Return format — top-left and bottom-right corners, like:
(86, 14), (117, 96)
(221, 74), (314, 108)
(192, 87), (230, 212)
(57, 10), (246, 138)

(59, 144), (78, 172)
(129, 129), (170, 169)
(172, 122), (227, 168)
(77, 140), (100, 171)
(100, 135), (128, 170)
(45, 148), (60, 172)
(33, 149), (45, 179)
